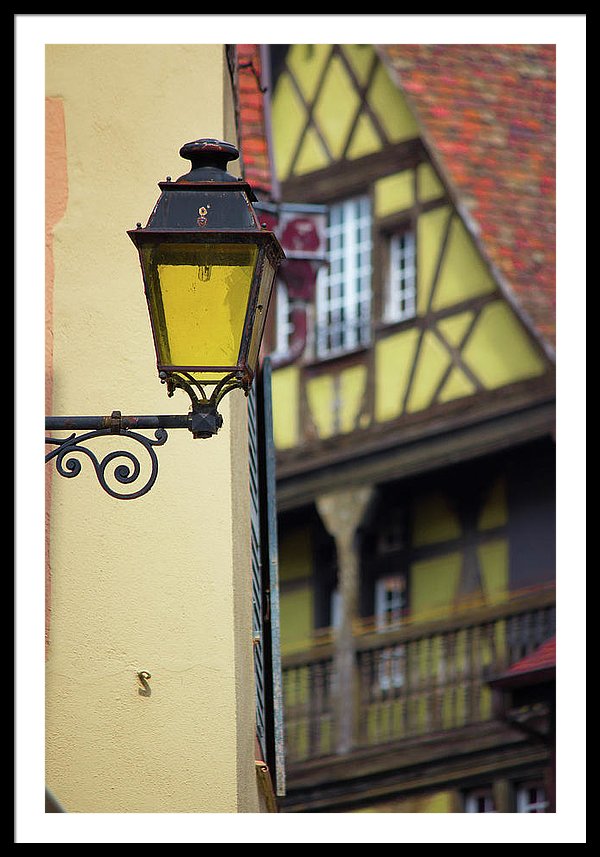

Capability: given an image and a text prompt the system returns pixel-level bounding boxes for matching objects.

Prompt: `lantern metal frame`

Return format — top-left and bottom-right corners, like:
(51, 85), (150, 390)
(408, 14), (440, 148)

(45, 139), (285, 497)
(128, 139), (284, 432)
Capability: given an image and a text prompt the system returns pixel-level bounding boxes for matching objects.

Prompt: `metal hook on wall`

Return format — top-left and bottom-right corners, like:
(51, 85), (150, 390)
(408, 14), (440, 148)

(137, 670), (152, 697)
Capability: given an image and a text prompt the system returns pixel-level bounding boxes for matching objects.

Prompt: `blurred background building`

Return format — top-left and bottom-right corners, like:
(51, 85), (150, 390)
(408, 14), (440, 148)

(237, 43), (556, 814)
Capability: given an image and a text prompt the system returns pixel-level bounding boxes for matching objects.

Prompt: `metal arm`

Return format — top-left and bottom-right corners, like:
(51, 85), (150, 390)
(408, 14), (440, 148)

(45, 370), (248, 499)
(45, 410), (189, 500)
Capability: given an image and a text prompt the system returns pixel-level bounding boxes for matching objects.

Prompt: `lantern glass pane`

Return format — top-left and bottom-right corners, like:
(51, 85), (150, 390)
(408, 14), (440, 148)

(143, 243), (258, 369)
(247, 254), (276, 374)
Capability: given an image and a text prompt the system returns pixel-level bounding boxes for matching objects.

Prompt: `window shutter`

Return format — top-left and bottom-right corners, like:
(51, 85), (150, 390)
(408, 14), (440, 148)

(248, 356), (286, 796)
(248, 368), (266, 760)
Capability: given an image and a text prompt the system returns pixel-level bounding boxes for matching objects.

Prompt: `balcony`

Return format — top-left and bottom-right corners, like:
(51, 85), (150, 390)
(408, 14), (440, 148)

(281, 584), (555, 767)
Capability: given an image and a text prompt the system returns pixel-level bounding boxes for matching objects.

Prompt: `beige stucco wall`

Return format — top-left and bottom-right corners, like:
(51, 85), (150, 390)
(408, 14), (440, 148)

(45, 44), (262, 813)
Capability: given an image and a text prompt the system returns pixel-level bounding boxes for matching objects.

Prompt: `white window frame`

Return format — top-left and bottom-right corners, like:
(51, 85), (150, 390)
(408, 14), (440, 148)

(465, 788), (496, 813)
(517, 782), (548, 813)
(272, 278), (294, 360)
(383, 229), (417, 324)
(316, 196), (372, 358)
(375, 575), (406, 631)
(375, 575), (407, 691)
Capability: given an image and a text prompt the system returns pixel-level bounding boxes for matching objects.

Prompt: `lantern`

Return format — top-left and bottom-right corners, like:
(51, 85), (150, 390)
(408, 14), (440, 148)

(128, 139), (284, 437)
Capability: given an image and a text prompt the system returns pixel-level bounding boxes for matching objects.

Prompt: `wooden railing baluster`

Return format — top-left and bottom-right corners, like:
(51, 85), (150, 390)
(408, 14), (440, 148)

(310, 660), (324, 757)
(472, 624), (482, 722)
(281, 588), (556, 763)
(424, 635), (434, 733)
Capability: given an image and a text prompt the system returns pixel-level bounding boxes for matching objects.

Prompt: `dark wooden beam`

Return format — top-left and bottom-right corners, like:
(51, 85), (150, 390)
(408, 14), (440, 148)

(280, 720), (550, 812)
(276, 394), (555, 512)
(281, 139), (426, 205)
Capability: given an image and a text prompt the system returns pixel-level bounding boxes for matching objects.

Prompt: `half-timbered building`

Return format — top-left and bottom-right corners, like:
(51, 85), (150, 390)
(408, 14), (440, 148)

(238, 43), (556, 814)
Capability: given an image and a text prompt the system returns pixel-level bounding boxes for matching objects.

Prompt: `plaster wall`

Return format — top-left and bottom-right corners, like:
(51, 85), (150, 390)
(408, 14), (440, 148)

(45, 44), (261, 813)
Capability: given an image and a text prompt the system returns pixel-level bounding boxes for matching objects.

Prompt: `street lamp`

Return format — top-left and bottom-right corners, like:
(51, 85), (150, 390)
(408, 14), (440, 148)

(45, 139), (285, 496)
(129, 138), (284, 438)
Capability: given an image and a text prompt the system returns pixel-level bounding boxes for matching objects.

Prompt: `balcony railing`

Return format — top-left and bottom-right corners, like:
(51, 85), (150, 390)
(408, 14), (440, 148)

(281, 585), (555, 765)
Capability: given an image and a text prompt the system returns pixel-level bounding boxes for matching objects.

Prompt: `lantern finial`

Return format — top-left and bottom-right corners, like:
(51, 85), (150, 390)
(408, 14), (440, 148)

(177, 139), (240, 182)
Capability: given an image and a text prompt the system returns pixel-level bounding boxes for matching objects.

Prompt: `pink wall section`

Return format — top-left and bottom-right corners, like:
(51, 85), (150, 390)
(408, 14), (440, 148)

(45, 97), (68, 654)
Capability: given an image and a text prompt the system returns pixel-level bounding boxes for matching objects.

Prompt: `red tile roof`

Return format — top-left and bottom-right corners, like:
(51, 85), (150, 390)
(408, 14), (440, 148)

(488, 635), (556, 691)
(505, 635), (556, 677)
(236, 45), (273, 197)
(378, 45), (556, 352)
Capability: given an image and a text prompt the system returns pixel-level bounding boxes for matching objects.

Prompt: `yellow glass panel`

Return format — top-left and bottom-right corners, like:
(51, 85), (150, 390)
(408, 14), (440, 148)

(153, 244), (256, 368)
(247, 254), (275, 374)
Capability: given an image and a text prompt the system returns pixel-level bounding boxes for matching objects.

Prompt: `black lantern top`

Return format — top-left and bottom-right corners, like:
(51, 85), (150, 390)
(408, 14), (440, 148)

(137, 138), (262, 233)
(177, 138), (241, 181)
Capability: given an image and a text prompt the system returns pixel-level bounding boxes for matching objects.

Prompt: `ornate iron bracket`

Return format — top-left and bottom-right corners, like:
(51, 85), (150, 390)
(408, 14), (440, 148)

(45, 411), (189, 500)
(45, 375), (249, 498)
(160, 369), (249, 439)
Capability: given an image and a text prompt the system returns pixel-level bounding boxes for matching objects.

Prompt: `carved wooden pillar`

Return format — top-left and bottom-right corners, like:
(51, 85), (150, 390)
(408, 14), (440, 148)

(493, 777), (513, 812)
(317, 486), (374, 755)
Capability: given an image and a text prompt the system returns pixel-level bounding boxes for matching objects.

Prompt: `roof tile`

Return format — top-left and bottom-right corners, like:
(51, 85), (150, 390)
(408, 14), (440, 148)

(505, 635), (556, 677)
(378, 45), (555, 349)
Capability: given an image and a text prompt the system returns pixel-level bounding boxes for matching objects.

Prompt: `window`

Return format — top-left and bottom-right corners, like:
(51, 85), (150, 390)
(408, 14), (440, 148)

(272, 278), (293, 360)
(330, 587), (342, 630)
(375, 575), (407, 630)
(375, 575), (407, 691)
(465, 788), (496, 813)
(517, 782), (548, 813)
(377, 645), (405, 691)
(376, 512), (407, 555)
(383, 230), (416, 324)
(316, 196), (372, 357)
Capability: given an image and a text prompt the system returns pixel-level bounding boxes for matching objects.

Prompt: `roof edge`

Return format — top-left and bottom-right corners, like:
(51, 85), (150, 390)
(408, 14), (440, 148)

(374, 45), (556, 365)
